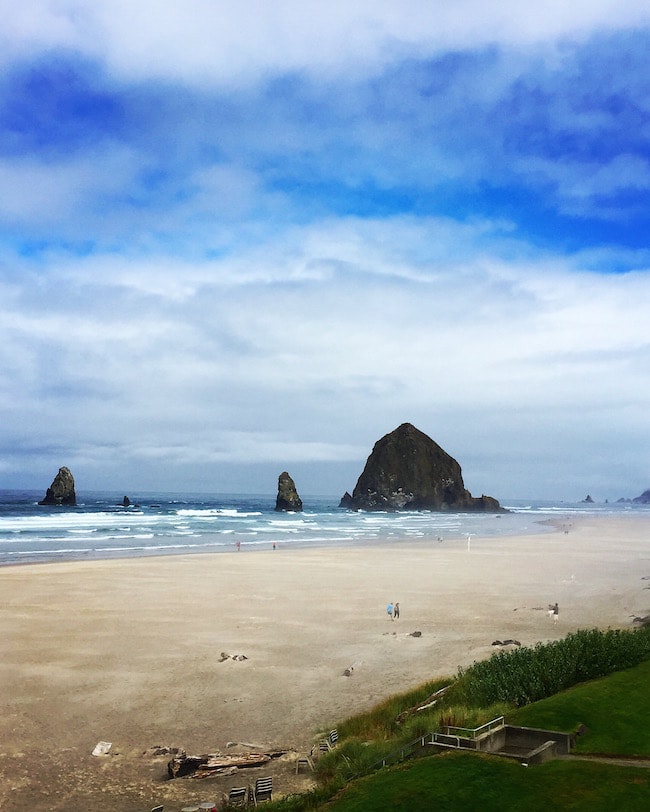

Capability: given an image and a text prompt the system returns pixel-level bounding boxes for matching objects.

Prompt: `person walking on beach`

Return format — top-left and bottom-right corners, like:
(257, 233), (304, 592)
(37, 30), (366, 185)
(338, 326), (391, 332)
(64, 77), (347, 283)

(393, 602), (400, 620)
(387, 601), (394, 620)
(553, 602), (559, 623)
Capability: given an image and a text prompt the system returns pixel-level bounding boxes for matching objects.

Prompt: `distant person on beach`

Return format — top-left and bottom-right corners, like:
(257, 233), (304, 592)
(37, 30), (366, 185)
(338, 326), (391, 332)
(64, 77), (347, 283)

(393, 602), (400, 619)
(387, 602), (394, 620)
(553, 602), (559, 623)
(548, 603), (554, 619)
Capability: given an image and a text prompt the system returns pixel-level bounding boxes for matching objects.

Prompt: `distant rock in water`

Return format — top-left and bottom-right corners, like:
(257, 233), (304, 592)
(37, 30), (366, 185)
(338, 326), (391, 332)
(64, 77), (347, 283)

(632, 489), (650, 504)
(39, 466), (77, 506)
(122, 495), (131, 507)
(339, 491), (353, 508)
(339, 423), (504, 512)
(582, 494), (594, 503)
(275, 471), (303, 512)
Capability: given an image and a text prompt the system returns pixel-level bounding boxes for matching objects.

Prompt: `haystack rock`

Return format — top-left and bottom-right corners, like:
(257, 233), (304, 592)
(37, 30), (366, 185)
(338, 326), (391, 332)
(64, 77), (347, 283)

(275, 471), (303, 512)
(39, 466), (77, 506)
(632, 489), (650, 504)
(340, 423), (504, 512)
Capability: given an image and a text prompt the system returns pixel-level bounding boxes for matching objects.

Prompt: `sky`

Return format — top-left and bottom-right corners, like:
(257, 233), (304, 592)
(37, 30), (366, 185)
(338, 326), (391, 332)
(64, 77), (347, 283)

(1, 1), (649, 502)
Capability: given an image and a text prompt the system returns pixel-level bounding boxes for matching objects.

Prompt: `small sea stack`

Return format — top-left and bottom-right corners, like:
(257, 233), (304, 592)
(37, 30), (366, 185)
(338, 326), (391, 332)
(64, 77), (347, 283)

(275, 471), (303, 512)
(39, 466), (77, 506)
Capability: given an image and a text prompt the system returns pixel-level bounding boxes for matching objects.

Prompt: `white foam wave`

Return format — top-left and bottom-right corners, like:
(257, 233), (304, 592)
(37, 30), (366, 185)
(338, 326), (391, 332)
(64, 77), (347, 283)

(176, 508), (263, 518)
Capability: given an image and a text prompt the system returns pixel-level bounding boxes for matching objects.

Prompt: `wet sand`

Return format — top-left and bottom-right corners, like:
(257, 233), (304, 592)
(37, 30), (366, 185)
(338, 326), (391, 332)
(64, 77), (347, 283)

(1, 514), (648, 810)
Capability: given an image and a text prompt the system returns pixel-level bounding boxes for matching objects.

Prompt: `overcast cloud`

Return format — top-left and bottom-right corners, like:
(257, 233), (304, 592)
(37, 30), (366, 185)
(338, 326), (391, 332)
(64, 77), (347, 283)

(1, 2), (649, 501)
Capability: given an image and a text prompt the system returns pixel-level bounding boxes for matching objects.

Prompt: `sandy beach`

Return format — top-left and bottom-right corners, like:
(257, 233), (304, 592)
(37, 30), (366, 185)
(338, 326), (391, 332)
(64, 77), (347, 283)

(1, 514), (648, 811)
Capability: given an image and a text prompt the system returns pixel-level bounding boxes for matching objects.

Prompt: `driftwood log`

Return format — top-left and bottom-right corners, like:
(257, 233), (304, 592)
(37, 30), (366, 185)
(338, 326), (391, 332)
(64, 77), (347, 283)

(394, 685), (450, 725)
(168, 751), (284, 779)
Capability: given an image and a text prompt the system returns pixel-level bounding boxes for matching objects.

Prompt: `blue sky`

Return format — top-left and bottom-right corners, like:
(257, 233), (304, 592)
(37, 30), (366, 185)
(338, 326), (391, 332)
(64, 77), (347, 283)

(1, 1), (649, 501)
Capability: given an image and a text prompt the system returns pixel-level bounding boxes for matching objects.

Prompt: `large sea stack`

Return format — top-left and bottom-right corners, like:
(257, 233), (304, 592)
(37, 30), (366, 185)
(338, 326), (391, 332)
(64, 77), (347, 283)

(275, 471), (303, 512)
(340, 423), (503, 512)
(39, 466), (77, 506)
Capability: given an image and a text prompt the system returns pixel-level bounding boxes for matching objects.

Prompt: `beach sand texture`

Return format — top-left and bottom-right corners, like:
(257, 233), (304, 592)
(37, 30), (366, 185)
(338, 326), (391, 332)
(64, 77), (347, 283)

(1, 515), (648, 811)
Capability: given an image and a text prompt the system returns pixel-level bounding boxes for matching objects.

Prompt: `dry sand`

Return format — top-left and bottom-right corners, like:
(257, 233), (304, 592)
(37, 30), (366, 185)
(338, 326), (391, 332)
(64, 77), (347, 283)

(1, 514), (648, 811)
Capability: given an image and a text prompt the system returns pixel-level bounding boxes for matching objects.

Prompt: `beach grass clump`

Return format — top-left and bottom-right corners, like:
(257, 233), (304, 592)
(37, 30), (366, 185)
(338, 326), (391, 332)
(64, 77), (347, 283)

(447, 626), (650, 708)
(314, 739), (389, 783)
(335, 677), (449, 741)
(435, 702), (513, 732)
(253, 780), (343, 811)
(396, 708), (443, 742)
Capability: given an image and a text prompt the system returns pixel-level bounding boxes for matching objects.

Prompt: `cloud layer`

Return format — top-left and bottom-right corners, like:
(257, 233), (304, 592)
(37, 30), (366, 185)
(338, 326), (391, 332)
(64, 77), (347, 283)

(1, 3), (649, 500)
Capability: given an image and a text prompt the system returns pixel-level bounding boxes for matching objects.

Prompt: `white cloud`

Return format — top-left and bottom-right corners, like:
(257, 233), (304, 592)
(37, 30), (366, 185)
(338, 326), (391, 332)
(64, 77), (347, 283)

(2, 215), (649, 498)
(0, 148), (143, 226)
(3, 1), (650, 86)
(514, 154), (650, 218)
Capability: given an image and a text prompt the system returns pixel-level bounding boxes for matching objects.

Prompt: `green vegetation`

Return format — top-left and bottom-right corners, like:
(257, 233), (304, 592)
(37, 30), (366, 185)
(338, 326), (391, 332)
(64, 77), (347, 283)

(509, 657), (650, 756)
(336, 677), (450, 741)
(320, 753), (650, 812)
(256, 627), (650, 811)
(447, 627), (650, 708)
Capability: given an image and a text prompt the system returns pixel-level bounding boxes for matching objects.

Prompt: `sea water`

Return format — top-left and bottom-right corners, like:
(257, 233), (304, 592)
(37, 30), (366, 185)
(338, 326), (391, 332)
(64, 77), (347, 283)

(0, 490), (644, 566)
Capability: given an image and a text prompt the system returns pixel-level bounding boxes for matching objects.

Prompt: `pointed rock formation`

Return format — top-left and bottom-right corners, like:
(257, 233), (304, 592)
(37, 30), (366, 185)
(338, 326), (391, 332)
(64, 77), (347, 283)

(39, 466), (77, 506)
(275, 471), (303, 512)
(340, 423), (503, 512)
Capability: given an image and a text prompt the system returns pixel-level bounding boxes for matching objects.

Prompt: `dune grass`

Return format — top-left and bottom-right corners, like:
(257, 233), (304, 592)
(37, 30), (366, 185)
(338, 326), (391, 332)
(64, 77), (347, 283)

(446, 626), (650, 708)
(335, 677), (450, 741)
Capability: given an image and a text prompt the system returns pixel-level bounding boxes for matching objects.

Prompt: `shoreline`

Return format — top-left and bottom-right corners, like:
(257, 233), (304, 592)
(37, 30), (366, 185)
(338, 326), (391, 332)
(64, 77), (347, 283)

(3, 489), (641, 569)
(1, 514), (648, 810)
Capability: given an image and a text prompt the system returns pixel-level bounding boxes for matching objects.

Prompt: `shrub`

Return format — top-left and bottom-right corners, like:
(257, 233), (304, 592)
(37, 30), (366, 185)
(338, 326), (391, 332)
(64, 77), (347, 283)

(446, 627), (650, 709)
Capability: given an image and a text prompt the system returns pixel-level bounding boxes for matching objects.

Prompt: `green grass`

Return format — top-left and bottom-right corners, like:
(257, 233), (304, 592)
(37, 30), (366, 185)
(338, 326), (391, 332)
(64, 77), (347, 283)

(509, 658), (650, 756)
(319, 752), (650, 812)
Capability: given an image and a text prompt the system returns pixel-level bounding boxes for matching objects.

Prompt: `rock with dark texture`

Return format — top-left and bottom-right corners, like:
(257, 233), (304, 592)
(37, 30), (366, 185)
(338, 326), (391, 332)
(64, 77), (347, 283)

(632, 489), (650, 504)
(340, 423), (504, 512)
(582, 494), (594, 503)
(122, 495), (131, 507)
(339, 491), (353, 508)
(275, 471), (303, 512)
(39, 466), (77, 506)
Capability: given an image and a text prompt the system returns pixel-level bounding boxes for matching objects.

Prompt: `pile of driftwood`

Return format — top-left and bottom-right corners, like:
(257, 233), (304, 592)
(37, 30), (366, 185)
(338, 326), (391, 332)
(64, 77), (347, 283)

(168, 750), (285, 779)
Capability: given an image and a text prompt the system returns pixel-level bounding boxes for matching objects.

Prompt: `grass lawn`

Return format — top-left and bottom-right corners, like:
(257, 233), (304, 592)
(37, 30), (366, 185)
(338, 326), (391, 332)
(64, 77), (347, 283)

(508, 658), (650, 756)
(321, 752), (650, 811)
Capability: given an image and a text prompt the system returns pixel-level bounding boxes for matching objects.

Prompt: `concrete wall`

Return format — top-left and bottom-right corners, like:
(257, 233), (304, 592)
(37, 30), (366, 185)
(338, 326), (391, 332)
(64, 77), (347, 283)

(503, 725), (572, 755)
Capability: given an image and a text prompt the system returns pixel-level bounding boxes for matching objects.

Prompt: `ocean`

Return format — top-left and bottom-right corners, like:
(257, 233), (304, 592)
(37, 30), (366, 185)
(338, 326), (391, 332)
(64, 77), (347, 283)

(0, 490), (644, 566)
